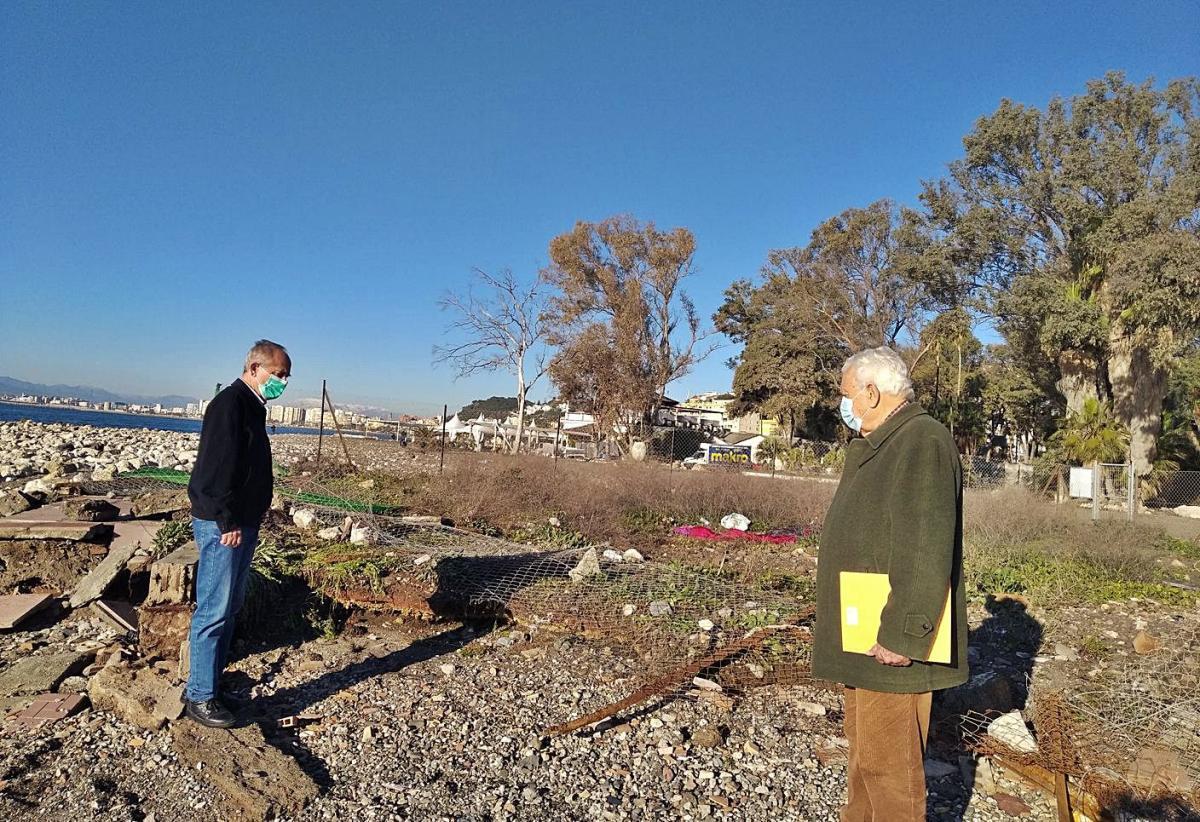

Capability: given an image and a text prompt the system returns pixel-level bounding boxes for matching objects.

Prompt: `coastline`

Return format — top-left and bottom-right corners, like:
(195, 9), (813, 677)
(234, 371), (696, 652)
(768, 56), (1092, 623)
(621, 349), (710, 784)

(0, 399), (321, 429)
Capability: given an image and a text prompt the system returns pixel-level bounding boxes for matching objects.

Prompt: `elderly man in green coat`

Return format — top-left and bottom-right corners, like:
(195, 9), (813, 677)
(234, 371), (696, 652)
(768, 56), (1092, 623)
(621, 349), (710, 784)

(813, 347), (968, 822)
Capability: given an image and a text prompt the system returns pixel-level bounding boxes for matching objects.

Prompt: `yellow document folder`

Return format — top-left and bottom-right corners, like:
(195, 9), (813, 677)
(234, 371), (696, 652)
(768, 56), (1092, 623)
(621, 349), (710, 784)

(839, 571), (952, 664)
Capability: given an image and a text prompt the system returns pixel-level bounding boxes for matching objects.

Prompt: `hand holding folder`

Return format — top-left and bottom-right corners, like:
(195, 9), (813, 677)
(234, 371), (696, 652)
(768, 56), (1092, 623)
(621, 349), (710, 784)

(839, 571), (952, 664)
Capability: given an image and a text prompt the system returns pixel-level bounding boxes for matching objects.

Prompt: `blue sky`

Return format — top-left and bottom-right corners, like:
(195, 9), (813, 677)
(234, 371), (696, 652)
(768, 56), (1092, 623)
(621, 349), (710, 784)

(2, 2), (1197, 415)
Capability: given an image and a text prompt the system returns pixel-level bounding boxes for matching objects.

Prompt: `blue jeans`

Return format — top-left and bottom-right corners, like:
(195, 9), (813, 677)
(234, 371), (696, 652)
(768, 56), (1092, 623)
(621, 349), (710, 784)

(185, 517), (258, 703)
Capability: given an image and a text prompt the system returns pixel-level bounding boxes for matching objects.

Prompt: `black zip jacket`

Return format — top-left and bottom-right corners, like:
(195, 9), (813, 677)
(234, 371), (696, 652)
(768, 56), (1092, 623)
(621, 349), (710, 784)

(187, 379), (273, 533)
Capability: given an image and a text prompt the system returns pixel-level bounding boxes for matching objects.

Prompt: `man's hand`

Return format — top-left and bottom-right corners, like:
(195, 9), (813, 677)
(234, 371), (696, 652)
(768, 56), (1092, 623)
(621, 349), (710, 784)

(219, 528), (243, 548)
(868, 643), (911, 667)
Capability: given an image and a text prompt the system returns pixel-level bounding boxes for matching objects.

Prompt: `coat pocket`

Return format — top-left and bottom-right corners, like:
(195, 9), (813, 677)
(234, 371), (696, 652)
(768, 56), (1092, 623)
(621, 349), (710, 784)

(903, 614), (933, 638)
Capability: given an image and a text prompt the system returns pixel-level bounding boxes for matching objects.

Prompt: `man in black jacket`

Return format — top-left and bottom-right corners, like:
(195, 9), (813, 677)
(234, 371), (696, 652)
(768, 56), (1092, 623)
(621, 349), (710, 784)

(184, 339), (291, 727)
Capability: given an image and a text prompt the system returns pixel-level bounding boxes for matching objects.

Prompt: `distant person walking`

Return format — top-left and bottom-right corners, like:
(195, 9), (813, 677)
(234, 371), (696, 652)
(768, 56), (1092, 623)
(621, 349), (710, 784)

(184, 340), (291, 727)
(812, 347), (968, 822)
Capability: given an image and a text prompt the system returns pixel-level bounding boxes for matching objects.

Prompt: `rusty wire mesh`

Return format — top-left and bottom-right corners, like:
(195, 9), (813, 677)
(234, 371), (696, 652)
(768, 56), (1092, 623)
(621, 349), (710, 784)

(82, 451), (817, 704)
(961, 623), (1200, 814)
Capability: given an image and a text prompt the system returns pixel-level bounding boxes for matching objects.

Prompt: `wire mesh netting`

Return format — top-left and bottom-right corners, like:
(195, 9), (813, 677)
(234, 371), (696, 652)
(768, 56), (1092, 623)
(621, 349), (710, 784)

(83, 458), (818, 709)
(961, 624), (1200, 814)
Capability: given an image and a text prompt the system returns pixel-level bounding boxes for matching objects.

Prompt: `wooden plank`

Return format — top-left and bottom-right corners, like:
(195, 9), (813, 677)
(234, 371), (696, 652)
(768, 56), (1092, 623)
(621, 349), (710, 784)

(992, 755), (1109, 822)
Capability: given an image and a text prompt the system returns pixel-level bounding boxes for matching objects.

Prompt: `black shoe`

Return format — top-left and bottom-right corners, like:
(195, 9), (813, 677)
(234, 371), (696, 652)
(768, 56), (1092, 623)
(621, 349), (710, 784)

(185, 698), (236, 728)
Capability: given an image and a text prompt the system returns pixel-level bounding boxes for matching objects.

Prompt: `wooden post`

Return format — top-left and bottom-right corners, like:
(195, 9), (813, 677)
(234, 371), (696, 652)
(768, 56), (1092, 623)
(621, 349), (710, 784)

(554, 416), (562, 470)
(1091, 461), (1100, 522)
(322, 386), (354, 466)
(316, 379), (326, 467)
(439, 404), (448, 474)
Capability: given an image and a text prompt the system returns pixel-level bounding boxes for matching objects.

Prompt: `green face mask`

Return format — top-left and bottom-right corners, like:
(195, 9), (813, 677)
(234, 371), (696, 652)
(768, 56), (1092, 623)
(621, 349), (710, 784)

(260, 374), (287, 400)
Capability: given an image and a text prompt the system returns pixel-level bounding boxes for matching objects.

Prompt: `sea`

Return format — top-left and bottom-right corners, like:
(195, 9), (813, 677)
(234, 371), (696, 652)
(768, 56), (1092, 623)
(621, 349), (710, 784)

(0, 401), (318, 436)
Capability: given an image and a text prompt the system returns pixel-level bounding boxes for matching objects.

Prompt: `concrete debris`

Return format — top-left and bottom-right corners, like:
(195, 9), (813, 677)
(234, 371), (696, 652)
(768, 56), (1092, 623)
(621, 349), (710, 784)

(0, 521), (113, 542)
(292, 508), (319, 530)
(567, 547), (601, 582)
(68, 530), (145, 608)
(63, 498), (120, 522)
(0, 651), (93, 697)
(0, 490), (35, 518)
(129, 489), (189, 518)
(0, 593), (55, 630)
(92, 599), (138, 633)
(350, 524), (380, 545)
(144, 542), (198, 606)
(986, 710), (1037, 754)
(6, 693), (87, 729)
(87, 666), (184, 731)
(648, 600), (672, 617)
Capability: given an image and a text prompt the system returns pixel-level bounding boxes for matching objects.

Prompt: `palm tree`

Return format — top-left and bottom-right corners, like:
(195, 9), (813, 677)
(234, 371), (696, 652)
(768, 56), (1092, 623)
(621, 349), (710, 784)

(1051, 398), (1130, 501)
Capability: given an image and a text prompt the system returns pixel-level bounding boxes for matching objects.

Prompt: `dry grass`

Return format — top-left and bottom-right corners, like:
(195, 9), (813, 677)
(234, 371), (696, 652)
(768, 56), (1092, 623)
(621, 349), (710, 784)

(415, 453), (833, 550)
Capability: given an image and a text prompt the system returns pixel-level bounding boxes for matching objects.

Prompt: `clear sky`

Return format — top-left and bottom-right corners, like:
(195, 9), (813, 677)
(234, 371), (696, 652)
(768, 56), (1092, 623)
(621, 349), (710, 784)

(2, 2), (1197, 415)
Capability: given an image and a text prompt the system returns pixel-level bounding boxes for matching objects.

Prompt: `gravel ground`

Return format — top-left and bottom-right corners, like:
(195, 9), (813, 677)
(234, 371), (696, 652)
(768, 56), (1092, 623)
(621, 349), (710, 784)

(0, 613), (1056, 822)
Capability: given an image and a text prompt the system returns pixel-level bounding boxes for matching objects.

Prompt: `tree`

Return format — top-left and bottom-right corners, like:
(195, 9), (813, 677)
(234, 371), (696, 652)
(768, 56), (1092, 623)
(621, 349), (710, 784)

(1050, 398), (1130, 466)
(715, 200), (927, 439)
(458, 396), (518, 421)
(542, 215), (708, 452)
(433, 269), (548, 453)
(921, 73), (1200, 475)
(908, 309), (987, 451)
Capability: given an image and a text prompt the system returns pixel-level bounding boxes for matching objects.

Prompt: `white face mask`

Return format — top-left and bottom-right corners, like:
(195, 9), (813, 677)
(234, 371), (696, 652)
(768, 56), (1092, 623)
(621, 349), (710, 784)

(839, 388), (866, 432)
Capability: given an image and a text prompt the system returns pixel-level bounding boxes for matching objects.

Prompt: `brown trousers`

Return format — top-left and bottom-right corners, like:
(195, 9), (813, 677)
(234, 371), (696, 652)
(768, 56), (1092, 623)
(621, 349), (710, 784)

(840, 686), (932, 822)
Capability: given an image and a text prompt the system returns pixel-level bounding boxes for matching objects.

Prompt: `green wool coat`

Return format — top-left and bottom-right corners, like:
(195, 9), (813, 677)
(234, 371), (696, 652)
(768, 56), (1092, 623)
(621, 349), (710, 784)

(812, 404), (969, 694)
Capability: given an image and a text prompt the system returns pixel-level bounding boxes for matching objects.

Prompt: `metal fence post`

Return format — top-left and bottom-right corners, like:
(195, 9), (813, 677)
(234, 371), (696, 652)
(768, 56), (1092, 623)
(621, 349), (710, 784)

(1091, 462), (1100, 523)
(439, 404), (447, 474)
(1123, 460), (1132, 518)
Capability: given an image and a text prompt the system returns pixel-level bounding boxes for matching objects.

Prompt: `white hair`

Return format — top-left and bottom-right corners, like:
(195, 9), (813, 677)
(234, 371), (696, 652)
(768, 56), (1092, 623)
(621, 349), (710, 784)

(244, 339), (290, 371)
(842, 347), (915, 400)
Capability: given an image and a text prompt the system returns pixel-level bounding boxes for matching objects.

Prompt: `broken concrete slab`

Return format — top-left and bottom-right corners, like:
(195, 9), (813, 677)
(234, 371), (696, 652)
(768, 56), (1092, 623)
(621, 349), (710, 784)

(3, 497), (133, 523)
(0, 521), (113, 542)
(0, 593), (55, 630)
(92, 599), (138, 633)
(63, 498), (121, 522)
(6, 693), (87, 730)
(87, 666), (184, 731)
(64, 520), (166, 611)
(0, 490), (35, 518)
(144, 542), (198, 606)
(0, 651), (93, 697)
(67, 534), (144, 609)
(130, 489), (189, 518)
(171, 720), (319, 818)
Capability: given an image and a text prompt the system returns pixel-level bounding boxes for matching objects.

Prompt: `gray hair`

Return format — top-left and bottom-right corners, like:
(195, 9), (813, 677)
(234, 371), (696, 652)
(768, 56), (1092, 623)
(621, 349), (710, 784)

(244, 339), (290, 371)
(842, 346), (915, 400)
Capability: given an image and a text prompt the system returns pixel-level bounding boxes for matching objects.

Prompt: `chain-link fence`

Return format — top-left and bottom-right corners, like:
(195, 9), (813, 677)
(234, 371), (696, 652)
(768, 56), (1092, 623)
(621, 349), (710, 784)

(1142, 469), (1200, 513)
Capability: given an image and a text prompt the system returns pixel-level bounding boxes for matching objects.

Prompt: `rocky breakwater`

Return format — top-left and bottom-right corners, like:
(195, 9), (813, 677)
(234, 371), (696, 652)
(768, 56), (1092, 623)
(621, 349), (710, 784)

(0, 421), (200, 483)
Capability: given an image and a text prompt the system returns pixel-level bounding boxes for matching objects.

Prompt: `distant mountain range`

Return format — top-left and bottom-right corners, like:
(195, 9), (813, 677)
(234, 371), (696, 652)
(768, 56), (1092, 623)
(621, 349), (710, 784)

(0, 375), (199, 409)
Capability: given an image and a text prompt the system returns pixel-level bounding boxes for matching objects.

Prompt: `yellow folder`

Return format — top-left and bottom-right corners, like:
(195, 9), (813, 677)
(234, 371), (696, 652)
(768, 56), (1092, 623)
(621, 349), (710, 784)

(839, 571), (952, 664)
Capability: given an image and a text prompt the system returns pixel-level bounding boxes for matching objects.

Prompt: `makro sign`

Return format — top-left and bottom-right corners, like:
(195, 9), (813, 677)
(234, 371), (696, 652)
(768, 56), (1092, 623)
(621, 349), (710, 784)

(708, 445), (752, 465)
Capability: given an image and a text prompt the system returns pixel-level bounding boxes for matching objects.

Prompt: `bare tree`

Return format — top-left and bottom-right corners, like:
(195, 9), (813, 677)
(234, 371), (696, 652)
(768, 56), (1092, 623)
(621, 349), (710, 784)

(433, 269), (548, 453)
